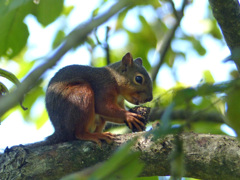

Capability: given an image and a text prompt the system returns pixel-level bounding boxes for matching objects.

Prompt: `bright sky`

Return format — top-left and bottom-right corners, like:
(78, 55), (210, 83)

(0, 0), (237, 152)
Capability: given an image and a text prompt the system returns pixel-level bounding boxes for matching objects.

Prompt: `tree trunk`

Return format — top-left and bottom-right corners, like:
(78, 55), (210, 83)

(209, 0), (240, 50)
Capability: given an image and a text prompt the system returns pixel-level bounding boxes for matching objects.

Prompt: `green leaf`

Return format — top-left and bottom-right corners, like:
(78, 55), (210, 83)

(0, 0), (64, 57)
(165, 47), (176, 67)
(149, 0), (161, 8)
(1, 106), (18, 122)
(91, 0), (107, 17)
(182, 36), (206, 56)
(191, 38), (206, 56)
(52, 30), (66, 49)
(226, 85), (240, 137)
(150, 102), (182, 141)
(102, 153), (143, 179)
(62, 5), (74, 16)
(17, 59), (36, 79)
(174, 87), (197, 105)
(132, 0), (161, 8)
(33, 0), (64, 26)
(126, 15), (157, 69)
(35, 109), (49, 129)
(161, 102), (175, 130)
(138, 15), (157, 47)
(115, 8), (128, 30)
(0, 0), (31, 58)
(203, 70), (215, 83)
(209, 20), (222, 40)
(92, 6), (100, 17)
(0, 0), (32, 15)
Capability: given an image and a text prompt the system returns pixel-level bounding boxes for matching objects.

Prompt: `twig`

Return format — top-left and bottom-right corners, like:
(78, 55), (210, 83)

(151, 0), (189, 82)
(105, 26), (111, 65)
(93, 26), (111, 65)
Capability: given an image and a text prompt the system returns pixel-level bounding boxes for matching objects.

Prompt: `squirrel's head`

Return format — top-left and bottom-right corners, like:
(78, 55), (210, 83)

(117, 52), (153, 105)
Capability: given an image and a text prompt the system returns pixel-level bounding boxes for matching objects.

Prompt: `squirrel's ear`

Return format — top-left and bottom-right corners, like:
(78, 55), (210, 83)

(122, 52), (133, 66)
(134, 58), (142, 66)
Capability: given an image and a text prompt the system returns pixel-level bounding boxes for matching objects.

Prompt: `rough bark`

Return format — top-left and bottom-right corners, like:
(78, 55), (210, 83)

(1, 132), (240, 179)
(209, 0), (240, 50)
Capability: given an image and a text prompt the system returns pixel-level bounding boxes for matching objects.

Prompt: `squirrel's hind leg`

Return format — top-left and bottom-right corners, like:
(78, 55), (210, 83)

(76, 131), (114, 146)
(94, 116), (106, 133)
(72, 82), (114, 146)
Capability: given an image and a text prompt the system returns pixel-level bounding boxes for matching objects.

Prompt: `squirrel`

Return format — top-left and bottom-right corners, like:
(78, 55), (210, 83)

(45, 52), (153, 146)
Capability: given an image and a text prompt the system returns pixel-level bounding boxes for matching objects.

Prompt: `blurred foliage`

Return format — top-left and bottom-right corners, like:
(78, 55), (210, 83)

(0, 68), (27, 110)
(0, 0), (239, 179)
(226, 83), (240, 138)
(0, 0), (64, 58)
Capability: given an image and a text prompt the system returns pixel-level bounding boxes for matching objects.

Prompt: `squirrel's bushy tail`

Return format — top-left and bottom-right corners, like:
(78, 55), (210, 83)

(24, 132), (76, 148)
(46, 132), (76, 145)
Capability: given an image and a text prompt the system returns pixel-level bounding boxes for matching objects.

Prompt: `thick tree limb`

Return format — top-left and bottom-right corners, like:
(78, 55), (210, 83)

(1, 132), (240, 179)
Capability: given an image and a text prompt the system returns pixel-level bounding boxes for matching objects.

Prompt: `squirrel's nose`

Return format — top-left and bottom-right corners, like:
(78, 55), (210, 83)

(146, 94), (153, 102)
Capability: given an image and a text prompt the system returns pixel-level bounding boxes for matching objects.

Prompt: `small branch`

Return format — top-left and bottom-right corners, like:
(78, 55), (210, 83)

(1, 133), (240, 179)
(105, 26), (111, 65)
(0, 0), (136, 117)
(151, 0), (189, 81)
(93, 26), (111, 65)
(94, 28), (101, 45)
(149, 108), (225, 124)
(169, 0), (178, 18)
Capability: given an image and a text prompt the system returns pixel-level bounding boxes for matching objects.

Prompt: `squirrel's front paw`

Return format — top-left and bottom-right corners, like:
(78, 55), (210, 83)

(125, 107), (151, 132)
(124, 112), (145, 132)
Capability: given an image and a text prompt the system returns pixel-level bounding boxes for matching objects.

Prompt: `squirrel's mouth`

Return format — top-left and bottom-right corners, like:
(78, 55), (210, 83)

(132, 97), (141, 105)
(126, 96), (146, 105)
(130, 94), (153, 105)
(132, 96), (152, 105)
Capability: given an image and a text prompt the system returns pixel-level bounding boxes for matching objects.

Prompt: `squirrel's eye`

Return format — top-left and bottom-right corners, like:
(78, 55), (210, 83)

(135, 76), (143, 84)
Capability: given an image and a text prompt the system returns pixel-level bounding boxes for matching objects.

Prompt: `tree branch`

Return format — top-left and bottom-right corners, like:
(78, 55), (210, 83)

(0, 0), (138, 117)
(105, 26), (111, 65)
(209, 0), (240, 71)
(1, 132), (240, 179)
(209, 0), (240, 50)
